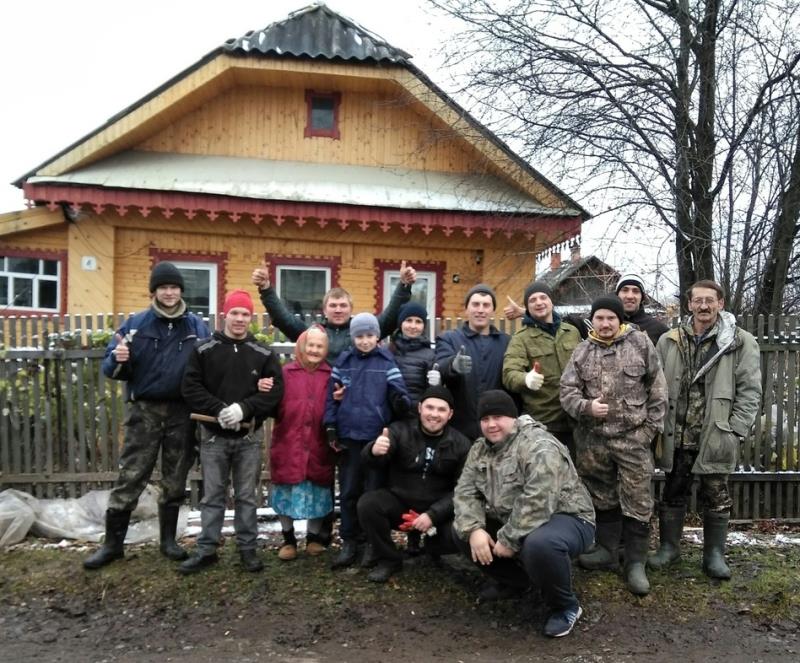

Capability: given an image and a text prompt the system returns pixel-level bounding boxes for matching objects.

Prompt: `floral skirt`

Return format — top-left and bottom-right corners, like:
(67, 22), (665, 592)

(270, 480), (332, 520)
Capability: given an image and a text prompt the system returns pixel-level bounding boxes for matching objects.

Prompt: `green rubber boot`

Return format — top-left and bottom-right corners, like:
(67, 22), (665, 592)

(83, 509), (131, 569)
(623, 517), (651, 596)
(702, 511), (732, 580)
(647, 504), (686, 570)
(578, 509), (622, 571)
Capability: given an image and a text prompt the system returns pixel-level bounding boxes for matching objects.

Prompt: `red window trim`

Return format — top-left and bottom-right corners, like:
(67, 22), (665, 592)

(0, 248), (68, 315)
(304, 90), (341, 139)
(374, 259), (446, 318)
(149, 248), (228, 315)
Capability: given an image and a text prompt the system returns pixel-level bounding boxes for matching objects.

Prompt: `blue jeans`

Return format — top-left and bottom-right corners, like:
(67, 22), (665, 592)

(454, 513), (594, 611)
(196, 427), (262, 555)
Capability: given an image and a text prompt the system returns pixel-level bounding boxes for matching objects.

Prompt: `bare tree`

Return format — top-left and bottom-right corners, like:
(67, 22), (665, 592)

(430, 0), (800, 312)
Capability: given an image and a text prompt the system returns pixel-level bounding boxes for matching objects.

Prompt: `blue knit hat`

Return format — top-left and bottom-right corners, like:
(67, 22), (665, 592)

(398, 302), (428, 326)
(350, 312), (380, 339)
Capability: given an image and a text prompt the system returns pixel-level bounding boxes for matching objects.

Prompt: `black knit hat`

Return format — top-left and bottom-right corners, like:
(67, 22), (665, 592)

(149, 262), (184, 293)
(398, 302), (428, 326)
(419, 385), (454, 409)
(464, 283), (497, 309)
(524, 281), (554, 305)
(477, 390), (518, 419)
(590, 295), (625, 322)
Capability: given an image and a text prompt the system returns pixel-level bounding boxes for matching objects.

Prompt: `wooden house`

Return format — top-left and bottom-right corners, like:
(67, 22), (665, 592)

(1, 4), (587, 322)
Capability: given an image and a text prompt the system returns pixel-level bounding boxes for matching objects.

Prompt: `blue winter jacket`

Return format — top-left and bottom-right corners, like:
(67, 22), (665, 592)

(324, 346), (410, 441)
(102, 306), (209, 402)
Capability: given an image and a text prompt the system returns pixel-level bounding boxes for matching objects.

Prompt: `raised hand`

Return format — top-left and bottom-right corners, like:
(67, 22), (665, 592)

(372, 427), (391, 456)
(451, 346), (473, 375)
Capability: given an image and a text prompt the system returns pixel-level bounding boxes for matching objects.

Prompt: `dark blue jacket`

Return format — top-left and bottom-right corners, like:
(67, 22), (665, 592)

(102, 306), (209, 402)
(389, 333), (435, 408)
(324, 346), (410, 441)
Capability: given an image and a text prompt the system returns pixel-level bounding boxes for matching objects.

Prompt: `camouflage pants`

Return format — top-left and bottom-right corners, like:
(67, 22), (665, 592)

(575, 426), (654, 522)
(108, 400), (196, 512)
(660, 448), (732, 512)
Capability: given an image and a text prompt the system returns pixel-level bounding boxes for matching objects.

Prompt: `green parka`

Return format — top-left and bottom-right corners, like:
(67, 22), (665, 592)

(655, 312), (761, 474)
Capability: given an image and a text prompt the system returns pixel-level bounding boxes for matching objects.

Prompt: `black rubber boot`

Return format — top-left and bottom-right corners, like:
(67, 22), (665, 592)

(360, 543), (380, 569)
(648, 504), (686, 570)
(84, 509), (131, 570)
(578, 509), (622, 571)
(159, 505), (188, 561)
(331, 539), (359, 570)
(367, 560), (402, 583)
(623, 517), (651, 596)
(702, 511), (732, 580)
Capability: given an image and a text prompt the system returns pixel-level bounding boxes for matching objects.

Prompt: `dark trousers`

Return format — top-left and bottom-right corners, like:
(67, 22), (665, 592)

(357, 488), (460, 562)
(338, 439), (382, 541)
(454, 514), (594, 611)
(661, 448), (732, 512)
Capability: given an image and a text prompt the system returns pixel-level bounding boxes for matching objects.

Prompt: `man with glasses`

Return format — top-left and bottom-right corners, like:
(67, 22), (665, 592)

(649, 280), (761, 579)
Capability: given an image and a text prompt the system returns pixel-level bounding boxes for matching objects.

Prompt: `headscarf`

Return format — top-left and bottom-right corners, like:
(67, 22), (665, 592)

(295, 324), (329, 371)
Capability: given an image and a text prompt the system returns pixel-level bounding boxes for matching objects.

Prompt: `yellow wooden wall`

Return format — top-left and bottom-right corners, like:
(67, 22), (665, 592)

(0, 224), (68, 253)
(137, 85), (482, 174)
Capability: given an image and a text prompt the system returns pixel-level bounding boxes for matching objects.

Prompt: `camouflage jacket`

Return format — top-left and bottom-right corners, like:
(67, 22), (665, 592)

(560, 325), (667, 439)
(453, 415), (595, 552)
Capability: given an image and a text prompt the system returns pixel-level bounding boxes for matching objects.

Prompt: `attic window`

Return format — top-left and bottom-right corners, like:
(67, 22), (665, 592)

(305, 90), (341, 139)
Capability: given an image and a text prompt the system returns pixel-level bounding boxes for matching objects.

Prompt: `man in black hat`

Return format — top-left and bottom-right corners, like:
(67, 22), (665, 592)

(453, 390), (595, 638)
(357, 385), (471, 582)
(615, 273), (669, 345)
(84, 261), (209, 570)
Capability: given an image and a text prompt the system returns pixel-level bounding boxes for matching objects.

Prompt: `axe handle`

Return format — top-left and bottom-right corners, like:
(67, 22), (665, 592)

(190, 413), (254, 431)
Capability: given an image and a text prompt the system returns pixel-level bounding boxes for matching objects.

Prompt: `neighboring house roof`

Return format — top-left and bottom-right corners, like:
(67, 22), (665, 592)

(15, 3), (589, 222)
(540, 255), (610, 290)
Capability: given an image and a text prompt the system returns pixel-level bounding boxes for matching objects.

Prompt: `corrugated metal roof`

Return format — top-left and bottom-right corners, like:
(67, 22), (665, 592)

(223, 3), (411, 63)
(27, 150), (579, 216)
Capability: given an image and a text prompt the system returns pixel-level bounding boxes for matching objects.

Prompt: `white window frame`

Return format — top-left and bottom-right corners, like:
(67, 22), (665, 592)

(383, 270), (437, 341)
(0, 256), (61, 311)
(173, 261), (218, 317)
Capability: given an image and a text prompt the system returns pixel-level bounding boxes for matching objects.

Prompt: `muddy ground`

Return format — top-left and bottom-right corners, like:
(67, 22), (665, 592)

(2, 523), (799, 663)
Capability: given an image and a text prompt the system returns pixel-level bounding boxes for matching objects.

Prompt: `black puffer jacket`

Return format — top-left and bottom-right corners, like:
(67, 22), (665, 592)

(389, 334), (435, 408)
(625, 308), (669, 345)
(362, 418), (472, 525)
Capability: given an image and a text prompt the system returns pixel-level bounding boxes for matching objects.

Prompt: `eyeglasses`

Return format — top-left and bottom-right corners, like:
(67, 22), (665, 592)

(690, 297), (719, 306)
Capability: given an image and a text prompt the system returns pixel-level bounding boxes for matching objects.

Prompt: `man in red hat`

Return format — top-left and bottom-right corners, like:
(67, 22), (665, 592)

(180, 289), (284, 574)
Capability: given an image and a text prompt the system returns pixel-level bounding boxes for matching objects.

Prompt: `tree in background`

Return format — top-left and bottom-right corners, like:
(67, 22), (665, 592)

(431, 0), (799, 313)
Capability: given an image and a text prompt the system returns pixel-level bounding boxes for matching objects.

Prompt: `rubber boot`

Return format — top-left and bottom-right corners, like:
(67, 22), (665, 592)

(159, 504), (188, 561)
(702, 511), (732, 580)
(622, 517), (651, 596)
(331, 539), (359, 570)
(578, 509), (621, 571)
(278, 530), (298, 561)
(647, 504), (686, 570)
(83, 509), (131, 569)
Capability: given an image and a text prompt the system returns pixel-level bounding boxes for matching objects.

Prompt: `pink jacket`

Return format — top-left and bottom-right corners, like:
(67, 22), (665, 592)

(270, 360), (334, 486)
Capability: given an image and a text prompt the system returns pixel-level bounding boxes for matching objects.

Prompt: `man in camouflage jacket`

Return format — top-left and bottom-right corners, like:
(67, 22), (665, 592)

(453, 390), (594, 638)
(560, 296), (667, 596)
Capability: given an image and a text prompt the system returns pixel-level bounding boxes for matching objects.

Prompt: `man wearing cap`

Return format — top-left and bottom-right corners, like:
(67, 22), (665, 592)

(85, 262), (209, 570)
(251, 261), (417, 364)
(649, 280), (761, 580)
(435, 284), (511, 440)
(179, 289), (284, 574)
(502, 281), (582, 458)
(615, 273), (669, 346)
(560, 296), (667, 596)
(357, 385), (472, 582)
(453, 390), (595, 638)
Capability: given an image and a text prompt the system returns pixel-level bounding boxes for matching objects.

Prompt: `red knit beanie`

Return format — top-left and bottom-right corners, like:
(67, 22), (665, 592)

(223, 289), (254, 315)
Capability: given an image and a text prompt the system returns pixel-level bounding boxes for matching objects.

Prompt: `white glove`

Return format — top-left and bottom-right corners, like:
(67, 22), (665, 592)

(525, 369), (544, 391)
(218, 403), (244, 427)
(427, 363), (441, 386)
(218, 420), (241, 431)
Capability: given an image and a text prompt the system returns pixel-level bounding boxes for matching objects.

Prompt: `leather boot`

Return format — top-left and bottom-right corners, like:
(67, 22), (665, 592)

(578, 509), (621, 571)
(702, 511), (732, 580)
(159, 504), (188, 561)
(240, 549), (264, 573)
(360, 543), (380, 569)
(178, 552), (219, 575)
(331, 539), (359, 570)
(84, 509), (131, 569)
(648, 504), (686, 570)
(623, 517), (651, 596)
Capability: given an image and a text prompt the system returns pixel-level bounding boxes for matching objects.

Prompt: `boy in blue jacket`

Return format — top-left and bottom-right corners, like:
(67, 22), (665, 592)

(324, 312), (410, 569)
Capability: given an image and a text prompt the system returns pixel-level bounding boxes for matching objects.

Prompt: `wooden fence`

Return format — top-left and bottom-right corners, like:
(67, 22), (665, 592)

(0, 312), (798, 520)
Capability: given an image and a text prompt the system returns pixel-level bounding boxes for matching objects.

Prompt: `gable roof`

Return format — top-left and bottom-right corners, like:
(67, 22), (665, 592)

(15, 3), (589, 221)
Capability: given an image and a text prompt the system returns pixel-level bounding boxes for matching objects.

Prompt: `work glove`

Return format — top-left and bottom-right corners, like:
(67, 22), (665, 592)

(398, 509), (420, 532)
(451, 346), (472, 375)
(218, 403), (244, 427)
(524, 361), (544, 391)
(326, 427), (341, 453)
(426, 363), (441, 386)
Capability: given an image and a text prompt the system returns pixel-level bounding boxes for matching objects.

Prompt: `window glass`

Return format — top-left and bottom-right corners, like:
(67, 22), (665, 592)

(174, 262), (216, 318)
(0, 256), (60, 311)
(11, 277), (33, 308)
(42, 259), (58, 276)
(311, 96), (335, 130)
(384, 270), (437, 340)
(8, 257), (39, 274)
(0, 275), (7, 305)
(276, 266), (329, 319)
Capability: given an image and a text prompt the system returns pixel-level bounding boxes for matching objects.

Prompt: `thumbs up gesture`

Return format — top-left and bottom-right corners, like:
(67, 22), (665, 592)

(426, 362), (441, 386)
(112, 333), (130, 363)
(372, 428), (391, 456)
(451, 345), (473, 375)
(503, 295), (525, 320)
(251, 260), (271, 290)
(525, 360), (544, 391)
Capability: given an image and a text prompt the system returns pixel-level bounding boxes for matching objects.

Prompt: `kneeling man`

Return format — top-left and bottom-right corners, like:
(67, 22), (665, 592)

(358, 386), (472, 583)
(453, 390), (595, 638)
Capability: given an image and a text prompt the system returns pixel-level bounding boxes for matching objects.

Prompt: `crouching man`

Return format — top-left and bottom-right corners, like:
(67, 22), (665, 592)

(453, 390), (595, 638)
(357, 385), (472, 583)
(179, 290), (284, 574)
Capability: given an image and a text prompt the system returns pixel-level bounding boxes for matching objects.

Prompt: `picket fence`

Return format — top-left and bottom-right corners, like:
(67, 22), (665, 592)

(0, 313), (797, 521)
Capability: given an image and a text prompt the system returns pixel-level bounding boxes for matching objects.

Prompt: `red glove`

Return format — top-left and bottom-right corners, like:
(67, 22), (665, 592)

(398, 509), (419, 531)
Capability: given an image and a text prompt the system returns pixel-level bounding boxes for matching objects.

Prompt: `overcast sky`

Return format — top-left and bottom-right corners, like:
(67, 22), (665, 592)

(0, 0), (676, 298)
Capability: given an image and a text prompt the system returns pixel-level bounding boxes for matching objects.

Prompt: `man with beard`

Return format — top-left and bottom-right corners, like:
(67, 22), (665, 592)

(615, 273), (669, 345)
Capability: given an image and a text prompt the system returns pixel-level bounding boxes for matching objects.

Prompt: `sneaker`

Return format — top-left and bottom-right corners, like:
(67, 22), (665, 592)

(543, 605), (583, 638)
